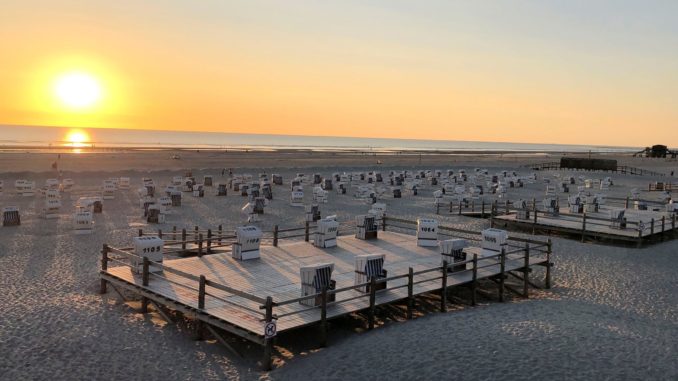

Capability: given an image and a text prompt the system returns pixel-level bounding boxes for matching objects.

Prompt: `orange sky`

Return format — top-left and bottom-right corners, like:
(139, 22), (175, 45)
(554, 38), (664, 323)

(1, 1), (677, 146)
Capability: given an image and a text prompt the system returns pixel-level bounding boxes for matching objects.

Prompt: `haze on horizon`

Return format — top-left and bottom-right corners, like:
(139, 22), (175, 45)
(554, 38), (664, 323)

(1, 0), (676, 147)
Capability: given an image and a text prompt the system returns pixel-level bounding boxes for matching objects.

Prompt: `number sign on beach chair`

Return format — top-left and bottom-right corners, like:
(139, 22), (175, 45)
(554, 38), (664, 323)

(416, 218), (438, 247)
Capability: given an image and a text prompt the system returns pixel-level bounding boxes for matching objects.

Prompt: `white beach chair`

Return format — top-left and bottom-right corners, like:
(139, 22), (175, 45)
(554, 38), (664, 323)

(416, 218), (438, 247)
(300, 263), (336, 306)
(232, 226), (262, 260)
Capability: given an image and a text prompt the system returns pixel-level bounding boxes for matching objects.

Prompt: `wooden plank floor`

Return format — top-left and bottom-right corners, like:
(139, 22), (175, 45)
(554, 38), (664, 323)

(105, 231), (547, 337)
(493, 206), (674, 239)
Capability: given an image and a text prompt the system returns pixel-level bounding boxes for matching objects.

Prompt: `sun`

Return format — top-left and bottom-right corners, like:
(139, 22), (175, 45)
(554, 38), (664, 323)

(64, 129), (91, 147)
(54, 72), (102, 108)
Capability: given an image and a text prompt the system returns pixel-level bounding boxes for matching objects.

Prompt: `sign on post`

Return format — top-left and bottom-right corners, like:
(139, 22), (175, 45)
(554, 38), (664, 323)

(264, 321), (277, 339)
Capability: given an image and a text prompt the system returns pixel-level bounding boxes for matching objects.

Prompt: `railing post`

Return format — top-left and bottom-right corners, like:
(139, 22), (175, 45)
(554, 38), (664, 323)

(198, 275), (206, 309)
(273, 225), (279, 247)
(625, 197), (629, 209)
(198, 233), (204, 257)
(262, 296), (274, 371)
(458, 200), (462, 215)
(436, 202), (440, 215)
(523, 243), (530, 298)
(407, 267), (414, 319)
(441, 261), (448, 312)
(449, 201), (453, 214)
(499, 248), (505, 302)
(142, 257), (150, 287)
(638, 221), (643, 248)
(218, 224), (223, 245)
(505, 200), (509, 215)
(471, 200), (475, 213)
(382, 215), (386, 232)
(138, 228), (143, 237)
(481, 200), (485, 218)
(173, 225), (177, 241)
(661, 216), (666, 237)
(650, 218), (655, 235)
(320, 287), (328, 347)
(194, 226), (199, 241)
(368, 277), (376, 330)
(305, 221), (310, 242)
(99, 244), (109, 294)
(182, 228), (187, 250)
(581, 211), (587, 242)
(545, 239), (552, 289)
(158, 229), (162, 239)
(471, 254), (478, 306)
(207, 229), (212, 253)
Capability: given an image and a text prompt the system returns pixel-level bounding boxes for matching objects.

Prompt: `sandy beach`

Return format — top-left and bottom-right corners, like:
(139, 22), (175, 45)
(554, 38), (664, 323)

(1, 150), (677, 380)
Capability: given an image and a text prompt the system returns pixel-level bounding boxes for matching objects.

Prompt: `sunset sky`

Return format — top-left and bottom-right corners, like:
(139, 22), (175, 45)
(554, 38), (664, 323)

(1, 1), (677, 146)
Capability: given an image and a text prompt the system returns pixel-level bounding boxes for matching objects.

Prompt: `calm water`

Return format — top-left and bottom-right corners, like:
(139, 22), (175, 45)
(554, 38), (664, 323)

(0, 124), (637, 153)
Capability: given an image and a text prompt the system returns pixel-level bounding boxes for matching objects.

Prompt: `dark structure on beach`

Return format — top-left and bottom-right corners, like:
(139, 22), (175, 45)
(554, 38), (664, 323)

(559, 157), (617, 171)
(634, 145), (678, 158)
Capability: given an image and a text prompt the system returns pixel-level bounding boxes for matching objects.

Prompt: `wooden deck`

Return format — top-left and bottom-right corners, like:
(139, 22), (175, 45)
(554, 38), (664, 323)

(102, 231), (548, 341)
(492, 206), (677, 245)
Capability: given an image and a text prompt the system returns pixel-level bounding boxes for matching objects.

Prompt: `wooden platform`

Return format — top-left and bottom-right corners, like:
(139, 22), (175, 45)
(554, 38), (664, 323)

(102, 231), (548, 342)
(492, 206), (677, 244)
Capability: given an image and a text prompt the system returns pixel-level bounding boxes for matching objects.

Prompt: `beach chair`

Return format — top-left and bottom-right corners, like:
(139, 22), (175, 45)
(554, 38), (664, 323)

(305, 203), (321, 222)
(584, 196), (599, 213)
(193, 184), (205, 197)
(634, 200), (647, 211)
(254, 197), (266, 214)
(440, 239), (468, 272)
(117, 177), (130, 190)
(2, 207), (20, 226)
(542, 197), (559, 216)
(300, 263), (336, 306)
(61, 178), (75, 191)
(272, 174), (283, 185)
(232, 226), (262, 260)
(102, 180), (116, 200)
(22, 181), (36, 197)
(314, 217), (339, 248)
(170, 191), (182, 207)
(416, 218), (439, 247)
(515, 199), (530, 220)
(132, 236), (164, 274)
(355, 215), (378, 240)
(262, 185), (273, 200)
(147, 205), (165, 224)
(480, 228), (508, 258)
(568, 195), (583, 213)
(203, 175), (213, 187)
(354, 254), (387, 293)
(42, 198), (61, 219)
(610, 209), (626, 229)
(290, 189), (304, 206)
(73, 211), (93, 234)
(216, 183), (228, 196)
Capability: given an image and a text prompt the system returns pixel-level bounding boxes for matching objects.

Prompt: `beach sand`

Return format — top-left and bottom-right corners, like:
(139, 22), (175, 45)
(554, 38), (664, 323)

(0, 150), (676, 380)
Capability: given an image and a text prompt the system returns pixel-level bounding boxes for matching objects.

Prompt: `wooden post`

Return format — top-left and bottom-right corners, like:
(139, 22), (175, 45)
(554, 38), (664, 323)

(368, 277), (377, 330)
(545, 239), (552, 289)
(449, 201), (453, 214)
(471, 254), (478, 306)
(505, 200), (509, 215)
(320, 287), (328, 347)
(194, 226), (199, 241)
(625, 197), (629, 209)
(650, 218), (655, 235)
(99, 244), (109, 294)
(382, 215), (386, 232)
(672, 214), (676, 231)
(523, 243), (530, 298)
(181, 228), (187, 250)
(217, 224), (223, 245)
(661, 216), (666, 236)
(471, 200), (475, 213)
(262, 296), (274, 371)
(138, 228), (143, 237)
(458, 200), (462, 215)
(436, 202), (440, 215)
(499, 248), (505, 302)
(158, 229), (162, 239)
(142, 257), (150, 287)
(273, 225), (279, 247)
(173, 225), (177, 241)
(198, 234), (203, 257)
(198, 275), (206, 309)
(638, 221), (643, 248)
(581, 211), (587, 243)
(407, 267), (414, 319)
(481, 200), (485, 218)
(304, 221), (310, 242)
(441, 261), (448, 312)
(207, 229), (212, 253)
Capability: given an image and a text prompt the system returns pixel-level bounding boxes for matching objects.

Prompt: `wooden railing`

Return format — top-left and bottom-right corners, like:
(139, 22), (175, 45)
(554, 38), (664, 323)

(524, 162), (666, 177)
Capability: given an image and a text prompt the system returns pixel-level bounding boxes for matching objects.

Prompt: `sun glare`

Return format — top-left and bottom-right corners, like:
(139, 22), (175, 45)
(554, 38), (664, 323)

(64, 129), (91, 147)
(54, 72), (102, 108)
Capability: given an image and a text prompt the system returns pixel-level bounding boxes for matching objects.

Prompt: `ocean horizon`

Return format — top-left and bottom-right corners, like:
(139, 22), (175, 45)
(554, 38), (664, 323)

(0, 124), (638, 153)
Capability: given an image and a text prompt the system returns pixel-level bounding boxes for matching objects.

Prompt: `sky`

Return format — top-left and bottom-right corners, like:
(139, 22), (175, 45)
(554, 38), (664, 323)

(1, 0), (677, 146)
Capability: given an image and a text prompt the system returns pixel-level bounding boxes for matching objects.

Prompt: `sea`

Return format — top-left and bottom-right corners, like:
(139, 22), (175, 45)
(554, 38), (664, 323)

(0, 124), (638, 153)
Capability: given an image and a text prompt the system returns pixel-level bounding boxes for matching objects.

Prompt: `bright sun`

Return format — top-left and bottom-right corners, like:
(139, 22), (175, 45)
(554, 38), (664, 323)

(64, 129), (91, 147)
(54, 72), (102, 108)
